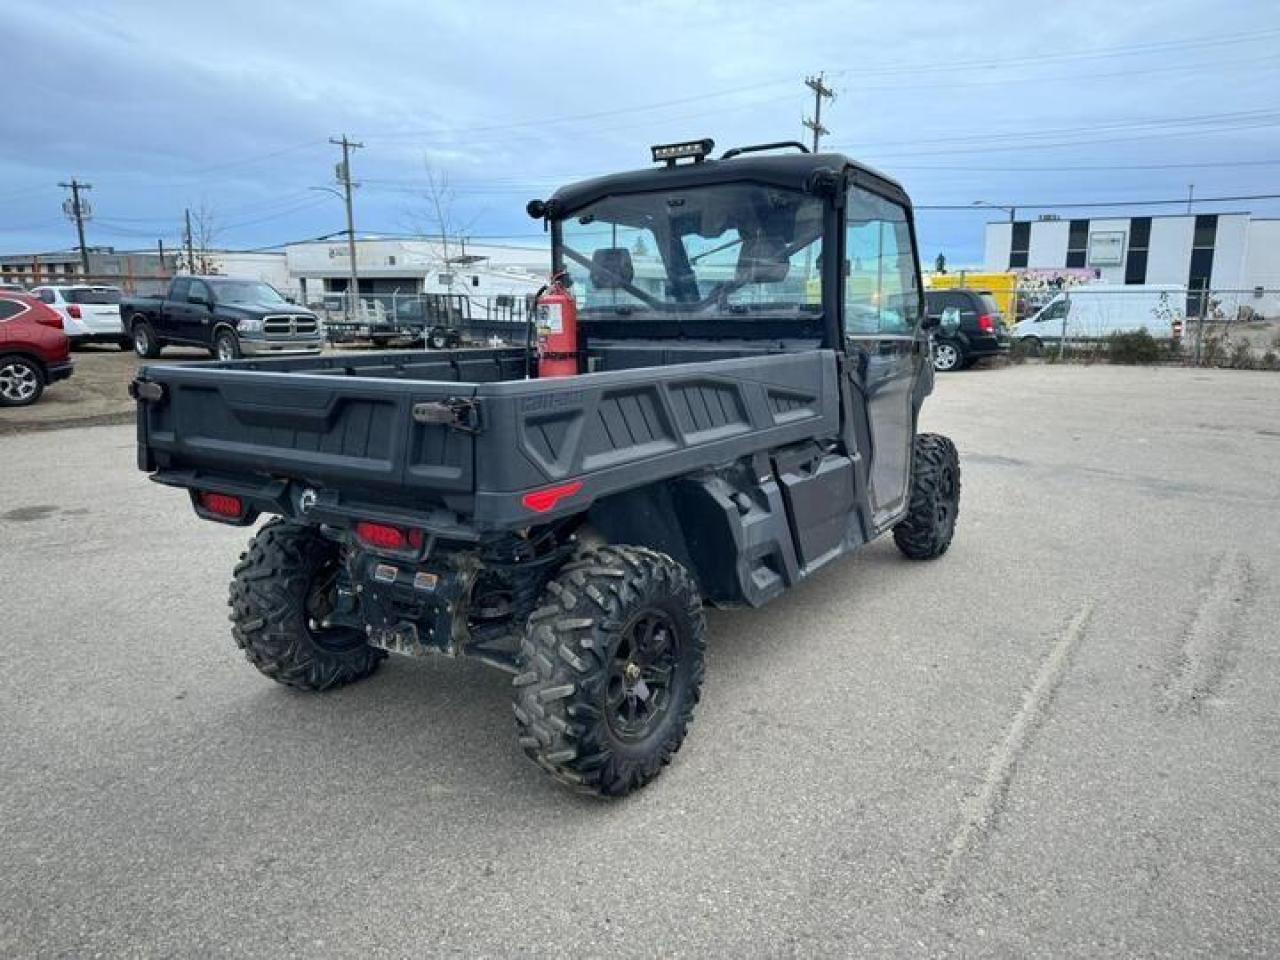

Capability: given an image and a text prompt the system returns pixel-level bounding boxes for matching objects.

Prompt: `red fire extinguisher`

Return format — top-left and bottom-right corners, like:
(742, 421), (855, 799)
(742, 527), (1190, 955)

(534, 273), (580, 378)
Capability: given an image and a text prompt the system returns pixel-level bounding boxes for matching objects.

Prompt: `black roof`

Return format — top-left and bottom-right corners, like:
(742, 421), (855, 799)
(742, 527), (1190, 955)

(547, 151), (910, 214)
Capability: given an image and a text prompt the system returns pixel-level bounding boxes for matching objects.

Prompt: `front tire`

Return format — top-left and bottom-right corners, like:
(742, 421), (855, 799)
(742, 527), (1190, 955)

(0, 354), (44, 407)
(428, 327), (451, 350)
(513, 546), (706, 797)
(214, 330), (241, 361)
(229, 519), (384, 691)
(894, 434), (960, 561)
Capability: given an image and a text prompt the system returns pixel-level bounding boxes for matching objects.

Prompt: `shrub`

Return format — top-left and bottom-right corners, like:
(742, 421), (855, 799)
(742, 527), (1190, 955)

(1105, 328), (1163, 365)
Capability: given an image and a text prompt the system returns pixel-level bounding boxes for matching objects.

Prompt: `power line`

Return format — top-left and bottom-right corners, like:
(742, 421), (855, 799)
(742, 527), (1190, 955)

(917, 192), (1280, 211)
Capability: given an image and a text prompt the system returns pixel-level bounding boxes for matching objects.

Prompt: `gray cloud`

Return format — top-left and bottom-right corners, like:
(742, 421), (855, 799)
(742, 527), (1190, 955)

(3, 0), (1278, 263)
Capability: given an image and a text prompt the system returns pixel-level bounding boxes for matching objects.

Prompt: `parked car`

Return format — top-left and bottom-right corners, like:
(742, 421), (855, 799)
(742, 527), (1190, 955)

(923, 288), (1009, 371)
(121, 276), (324, 360)
(30, 284), (130, 349)
(0, 292), (74, 407)
(1009, 284), (1183, 353)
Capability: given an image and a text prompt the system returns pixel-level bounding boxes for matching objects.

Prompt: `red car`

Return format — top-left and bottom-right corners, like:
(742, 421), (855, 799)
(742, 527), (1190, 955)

(0, 292), (74, 406)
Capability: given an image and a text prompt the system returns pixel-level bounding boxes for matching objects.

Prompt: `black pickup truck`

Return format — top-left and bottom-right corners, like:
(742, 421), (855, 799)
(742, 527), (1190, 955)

(132, 140), (959, 797)
(122, 276), (323, 360)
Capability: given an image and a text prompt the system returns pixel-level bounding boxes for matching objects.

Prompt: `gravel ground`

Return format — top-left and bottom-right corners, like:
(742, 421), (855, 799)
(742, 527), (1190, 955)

(1, 364), (1277, 957)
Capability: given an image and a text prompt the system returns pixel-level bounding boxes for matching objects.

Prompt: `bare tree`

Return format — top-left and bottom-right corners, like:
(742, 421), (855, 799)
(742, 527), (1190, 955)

(409, 163), (484, 315)
(190, 201), (219, 274)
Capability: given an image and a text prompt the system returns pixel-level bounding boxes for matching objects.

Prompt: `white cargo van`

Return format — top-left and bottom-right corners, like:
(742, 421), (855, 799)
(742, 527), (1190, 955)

(1010, 284), (1183, 351)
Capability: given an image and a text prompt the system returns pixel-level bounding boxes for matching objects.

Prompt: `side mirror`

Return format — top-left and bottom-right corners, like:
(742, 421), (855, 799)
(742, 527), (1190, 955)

(285, 295), (297, 304)
(921, 313), (941, 331)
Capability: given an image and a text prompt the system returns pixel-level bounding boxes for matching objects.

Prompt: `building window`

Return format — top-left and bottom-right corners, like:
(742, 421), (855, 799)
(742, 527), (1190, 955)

(1187, 214), (1217, 315)
(1065, 219), (1088, 268)
(1125, 217), (1151, 285)
(1008, 221), (1030, 269)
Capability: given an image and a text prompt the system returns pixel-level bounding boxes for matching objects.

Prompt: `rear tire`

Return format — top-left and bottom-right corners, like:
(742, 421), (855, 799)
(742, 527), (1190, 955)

(0, 354), (44, 407)
(132, 319), (160, 359)
(932, 340), (963, 372)
(513, 545), (706, 797)
(894, 433), (960, 561)
(428, 327), (451, 350)
(229, 519), (385, 691)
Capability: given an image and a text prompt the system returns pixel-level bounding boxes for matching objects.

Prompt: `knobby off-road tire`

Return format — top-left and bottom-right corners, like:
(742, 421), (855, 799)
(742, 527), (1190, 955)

(894, 433), (961, 561)
(513, 546), (707, 797)
(229, 519), (384, 691)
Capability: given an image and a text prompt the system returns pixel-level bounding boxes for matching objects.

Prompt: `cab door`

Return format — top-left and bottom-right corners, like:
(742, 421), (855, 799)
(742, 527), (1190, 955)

(840, 185), (927, 530)
(181, 279), (215, 344)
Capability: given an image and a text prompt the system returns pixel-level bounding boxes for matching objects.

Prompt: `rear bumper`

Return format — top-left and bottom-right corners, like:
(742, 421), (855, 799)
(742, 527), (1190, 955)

(966, 335), (1009, 358)
(45, 360), (75, 383)
(239, 338), (324, 356)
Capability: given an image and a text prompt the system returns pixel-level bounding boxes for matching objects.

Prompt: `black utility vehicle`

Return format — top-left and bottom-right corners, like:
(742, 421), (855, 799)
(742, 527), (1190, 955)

(122, 277), (323, 360)
(132, 140), (961, 797)
(923, 288), (1008, 371)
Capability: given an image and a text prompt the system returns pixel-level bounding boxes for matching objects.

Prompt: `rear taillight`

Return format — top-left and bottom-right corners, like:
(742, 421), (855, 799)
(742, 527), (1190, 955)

(521, 480), (583, 514)
(198, 492), (244, 519)
(977, 314), (996, 334)
(67, 305), (82, 319)
(354, 521), (425, 553)
(35, 312), (63, 329)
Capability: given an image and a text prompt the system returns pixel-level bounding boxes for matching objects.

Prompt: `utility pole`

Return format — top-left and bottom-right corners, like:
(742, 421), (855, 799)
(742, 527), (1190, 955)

(1186, 183), (1194, 214)
(330, 134), (364, 319)
(802, 73), (835, 152)
(183, 208), (195, 273)
(58, 179), (93, 275)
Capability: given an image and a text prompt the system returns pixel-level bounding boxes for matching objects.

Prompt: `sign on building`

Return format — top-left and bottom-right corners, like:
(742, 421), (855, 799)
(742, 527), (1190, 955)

(1088, 231), (1126, 266)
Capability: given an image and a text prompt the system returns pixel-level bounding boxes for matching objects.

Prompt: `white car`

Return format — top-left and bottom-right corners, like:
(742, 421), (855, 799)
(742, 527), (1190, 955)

(30, 284), (130, 349)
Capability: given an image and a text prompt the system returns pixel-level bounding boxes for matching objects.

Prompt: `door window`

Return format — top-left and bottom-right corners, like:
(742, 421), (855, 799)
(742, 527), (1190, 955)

(187, 280), (211, 305)
(169, 278), (191, 302)
(844, 188), (920, 336)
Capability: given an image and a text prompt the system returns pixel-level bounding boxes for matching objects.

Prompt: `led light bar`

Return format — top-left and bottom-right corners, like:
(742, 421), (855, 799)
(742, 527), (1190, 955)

(651, 138), (715, 165)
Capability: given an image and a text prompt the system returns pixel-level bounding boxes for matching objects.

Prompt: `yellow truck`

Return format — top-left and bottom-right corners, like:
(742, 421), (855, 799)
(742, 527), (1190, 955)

(926, 271), (1019, 324)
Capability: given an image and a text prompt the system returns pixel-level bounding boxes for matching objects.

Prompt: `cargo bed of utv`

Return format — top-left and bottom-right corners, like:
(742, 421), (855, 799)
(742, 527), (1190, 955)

(133, 344), (841, 534)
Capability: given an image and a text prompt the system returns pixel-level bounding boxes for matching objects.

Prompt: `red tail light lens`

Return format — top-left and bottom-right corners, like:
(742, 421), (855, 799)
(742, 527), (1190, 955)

(977, 314), (996, 334)
(198, 492), (244, 519)
(354, 521), (425, 552)
(67, 304), (82, 319)
(521, 480), (583, 514)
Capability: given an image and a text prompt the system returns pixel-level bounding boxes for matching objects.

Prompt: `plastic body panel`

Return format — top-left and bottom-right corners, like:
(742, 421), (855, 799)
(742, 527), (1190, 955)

(135, 347), (842, 533)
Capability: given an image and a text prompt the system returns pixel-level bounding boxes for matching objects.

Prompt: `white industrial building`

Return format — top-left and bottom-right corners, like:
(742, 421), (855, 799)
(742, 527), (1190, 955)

(984, 212), (1280, 316)
(284, 238), (548, 306)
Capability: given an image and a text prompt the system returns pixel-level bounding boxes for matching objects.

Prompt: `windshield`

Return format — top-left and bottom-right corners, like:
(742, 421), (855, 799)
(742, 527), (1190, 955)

(211, 281), (288, 305)
(559, 183), (823, 319)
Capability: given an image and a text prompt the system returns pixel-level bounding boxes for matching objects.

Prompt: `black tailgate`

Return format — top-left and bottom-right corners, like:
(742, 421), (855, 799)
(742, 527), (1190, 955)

(135, 366), (477, 497)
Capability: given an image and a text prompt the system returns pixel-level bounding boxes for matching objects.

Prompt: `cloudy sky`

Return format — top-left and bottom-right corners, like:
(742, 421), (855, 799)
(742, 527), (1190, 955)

(3, 0), (1278, 264)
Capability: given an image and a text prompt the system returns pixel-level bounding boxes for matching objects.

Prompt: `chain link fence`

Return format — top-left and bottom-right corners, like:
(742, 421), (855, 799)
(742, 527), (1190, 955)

(999, 284), (1280, 369)
(315, 292), (538, 347)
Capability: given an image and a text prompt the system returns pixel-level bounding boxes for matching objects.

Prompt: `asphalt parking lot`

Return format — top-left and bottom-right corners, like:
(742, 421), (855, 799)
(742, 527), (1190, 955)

(1, 362), (1277, 957)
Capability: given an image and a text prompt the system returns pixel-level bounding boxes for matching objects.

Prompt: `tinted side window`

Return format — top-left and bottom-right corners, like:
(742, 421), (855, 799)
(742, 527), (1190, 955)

(36, 289), (57, 304)
(169, 278), (190, 302)
(845, 188), (920, 336)
(0, 298), (28, 320)
(188, 280), (211, 304)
